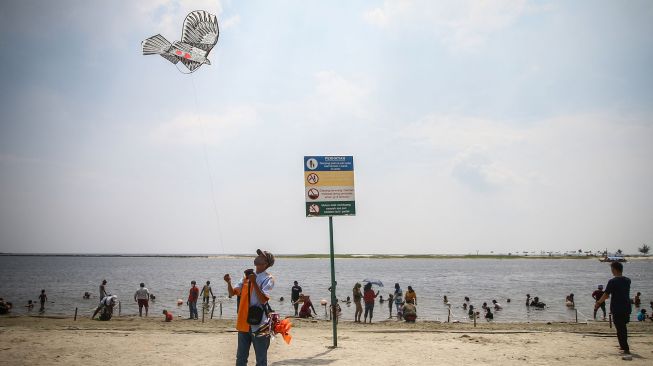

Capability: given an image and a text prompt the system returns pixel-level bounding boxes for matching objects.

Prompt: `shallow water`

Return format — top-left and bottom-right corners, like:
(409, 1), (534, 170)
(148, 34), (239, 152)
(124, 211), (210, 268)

(0, 256), (651, 322)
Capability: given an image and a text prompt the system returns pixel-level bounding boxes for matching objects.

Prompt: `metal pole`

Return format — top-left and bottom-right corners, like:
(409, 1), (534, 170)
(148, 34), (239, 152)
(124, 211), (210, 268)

(473, 312), (476, 327)
(118, 301), (121, 316)
(74, 307), (78, 321)
(609, 313), (612, 328)
(575, 309), (578, 323)
(202, 305), (205, 323)
(220, 302), (223, 317)
(329, 216), (338, 348)
(211, 299), (216, 319)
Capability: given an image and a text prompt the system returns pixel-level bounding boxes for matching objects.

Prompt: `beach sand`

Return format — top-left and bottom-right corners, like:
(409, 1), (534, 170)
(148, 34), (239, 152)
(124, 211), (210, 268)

(1, 316), (651, 365)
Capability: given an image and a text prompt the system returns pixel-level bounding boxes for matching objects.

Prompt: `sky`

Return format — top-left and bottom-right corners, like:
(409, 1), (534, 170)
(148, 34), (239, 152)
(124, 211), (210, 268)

(0, 0), (652, 255)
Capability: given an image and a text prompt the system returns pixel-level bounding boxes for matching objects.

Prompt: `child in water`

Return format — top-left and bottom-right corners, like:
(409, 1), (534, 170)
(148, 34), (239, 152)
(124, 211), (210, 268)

(163, 309), (173, 322)
(636, 309), (646, 322)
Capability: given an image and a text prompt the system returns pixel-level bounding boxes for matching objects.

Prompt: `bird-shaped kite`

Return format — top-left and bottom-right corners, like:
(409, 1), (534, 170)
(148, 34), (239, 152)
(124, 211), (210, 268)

(142, 10), (219, 73)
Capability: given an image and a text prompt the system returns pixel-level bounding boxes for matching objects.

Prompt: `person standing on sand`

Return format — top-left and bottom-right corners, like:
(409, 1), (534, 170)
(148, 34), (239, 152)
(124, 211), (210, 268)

(188, 281), (199, 320)
(134, 283), (150, 317)
(595, 261), (632, 356)
(363, 282), (379, 323)
(592, 285), (606, 320)
(352, 283), (363, 322)
(99, 280), (108, 299)
(224, 249), (275, 366)
(291, 281), (302, 317)
(387, 294), (394, 318)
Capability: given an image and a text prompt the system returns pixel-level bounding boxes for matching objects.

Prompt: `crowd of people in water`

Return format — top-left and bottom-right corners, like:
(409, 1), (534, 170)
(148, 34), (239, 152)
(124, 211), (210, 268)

(285, 281), (653, 324)
(2, 280), (653, 324)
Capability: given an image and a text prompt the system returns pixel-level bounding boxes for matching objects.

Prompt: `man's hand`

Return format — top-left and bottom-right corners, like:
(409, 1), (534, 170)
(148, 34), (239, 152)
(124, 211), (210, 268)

(248, 273), (257, 283)
(223, 274), (231, 283)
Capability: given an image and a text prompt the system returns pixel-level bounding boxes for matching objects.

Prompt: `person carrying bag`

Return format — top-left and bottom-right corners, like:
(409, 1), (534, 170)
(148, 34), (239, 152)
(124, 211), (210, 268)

(225, 249), (275, 366)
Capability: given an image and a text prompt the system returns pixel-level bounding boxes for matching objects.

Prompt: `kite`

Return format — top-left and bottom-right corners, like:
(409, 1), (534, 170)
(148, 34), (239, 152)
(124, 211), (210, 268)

(142, 10), (219, 73)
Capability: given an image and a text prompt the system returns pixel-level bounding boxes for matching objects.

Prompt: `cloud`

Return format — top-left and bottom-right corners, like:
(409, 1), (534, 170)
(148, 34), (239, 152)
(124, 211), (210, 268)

(363, 0), (544, 51)
(399, 114), (525, 151)
(150, 106), (257, 146)
(399, 111), (653, 193)
(137, 0), (225, 39)
(221, 15), (241, 29)
(313, 70), (368, 111)
(451, 150), (522, 192)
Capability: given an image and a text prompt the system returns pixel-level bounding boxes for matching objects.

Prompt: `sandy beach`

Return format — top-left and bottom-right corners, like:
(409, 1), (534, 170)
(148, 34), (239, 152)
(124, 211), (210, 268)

(1, 315), (651, 365)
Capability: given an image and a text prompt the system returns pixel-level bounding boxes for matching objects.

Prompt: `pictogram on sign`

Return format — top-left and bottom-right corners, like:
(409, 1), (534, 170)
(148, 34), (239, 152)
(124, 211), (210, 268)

(306, 173), (319, 184)
(307, 188), (320, 200)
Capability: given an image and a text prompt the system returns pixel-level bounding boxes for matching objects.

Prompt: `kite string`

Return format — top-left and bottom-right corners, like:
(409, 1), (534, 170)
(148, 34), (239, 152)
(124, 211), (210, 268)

(189, 74), (228, 271)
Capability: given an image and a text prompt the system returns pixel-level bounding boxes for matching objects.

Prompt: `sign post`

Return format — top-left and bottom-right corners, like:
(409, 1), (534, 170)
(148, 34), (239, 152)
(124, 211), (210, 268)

(304, 156), (355, 348)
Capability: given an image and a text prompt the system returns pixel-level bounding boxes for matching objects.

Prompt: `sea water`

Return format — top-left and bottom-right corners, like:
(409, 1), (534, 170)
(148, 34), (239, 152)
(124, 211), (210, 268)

(0, 256), (651, 323)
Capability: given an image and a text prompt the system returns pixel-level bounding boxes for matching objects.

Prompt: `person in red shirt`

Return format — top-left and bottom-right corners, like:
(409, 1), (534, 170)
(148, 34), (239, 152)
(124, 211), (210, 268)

(363, 282), (380, 323)
(163, 309), (173, 322)
(188, 280), (199, 319)
(298, 295), (317, 318)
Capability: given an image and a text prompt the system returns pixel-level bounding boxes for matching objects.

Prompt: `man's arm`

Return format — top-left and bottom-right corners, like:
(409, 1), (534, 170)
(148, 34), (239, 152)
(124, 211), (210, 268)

(223, 274), (241, 297)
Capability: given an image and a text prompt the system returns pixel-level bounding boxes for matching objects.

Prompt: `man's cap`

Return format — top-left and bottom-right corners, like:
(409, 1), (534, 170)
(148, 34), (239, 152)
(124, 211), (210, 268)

(598, 284), (603, 289)
(257, 249), (275, 267)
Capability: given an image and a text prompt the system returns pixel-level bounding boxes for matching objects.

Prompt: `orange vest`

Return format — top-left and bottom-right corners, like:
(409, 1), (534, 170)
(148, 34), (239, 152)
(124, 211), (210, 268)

(236, 281), (250, 332)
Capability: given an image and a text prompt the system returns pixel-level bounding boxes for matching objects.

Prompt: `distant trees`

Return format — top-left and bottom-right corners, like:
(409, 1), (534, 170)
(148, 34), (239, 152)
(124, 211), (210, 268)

(639, 244), (650, 255)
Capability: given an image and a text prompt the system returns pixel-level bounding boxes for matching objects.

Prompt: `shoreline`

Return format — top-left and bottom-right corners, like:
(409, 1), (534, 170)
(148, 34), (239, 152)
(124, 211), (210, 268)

(1, 316), (651, 365)
(1, 253), (650, 260)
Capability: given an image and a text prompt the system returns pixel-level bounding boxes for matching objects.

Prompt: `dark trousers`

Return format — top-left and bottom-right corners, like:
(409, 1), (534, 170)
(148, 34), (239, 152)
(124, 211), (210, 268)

(612, 313), (629, 352)
(594, 302), (606, 318)
(237, 331), (270, 366)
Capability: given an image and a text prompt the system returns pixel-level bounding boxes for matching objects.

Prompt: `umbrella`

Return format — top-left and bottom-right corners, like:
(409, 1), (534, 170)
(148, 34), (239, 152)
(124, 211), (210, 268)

(362, 279), (384, 287)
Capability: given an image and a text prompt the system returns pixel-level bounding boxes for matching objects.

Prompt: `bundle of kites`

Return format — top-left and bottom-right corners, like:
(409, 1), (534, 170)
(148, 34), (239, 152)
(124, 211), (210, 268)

(256, 313), (293, 344)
